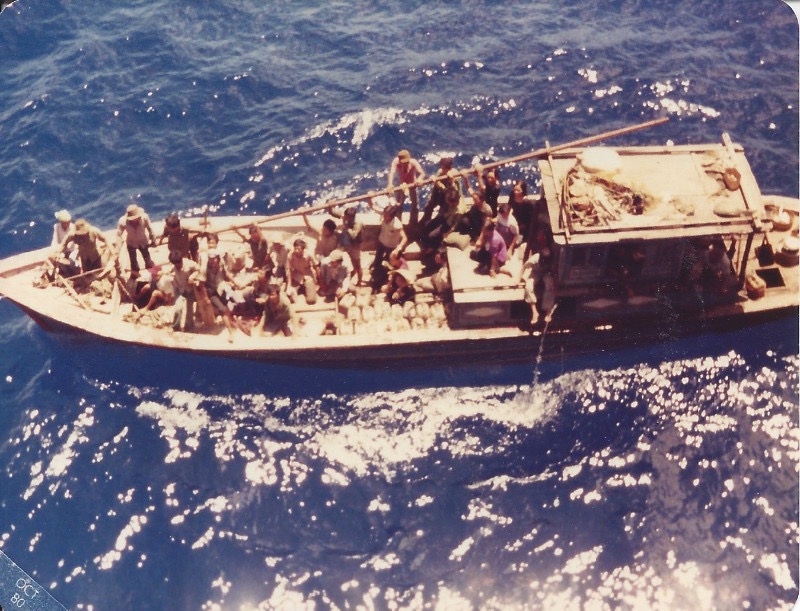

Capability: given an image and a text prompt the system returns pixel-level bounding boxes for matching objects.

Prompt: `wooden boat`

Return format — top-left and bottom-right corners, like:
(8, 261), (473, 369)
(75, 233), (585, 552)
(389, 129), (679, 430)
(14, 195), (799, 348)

(0, 123), (797, 367)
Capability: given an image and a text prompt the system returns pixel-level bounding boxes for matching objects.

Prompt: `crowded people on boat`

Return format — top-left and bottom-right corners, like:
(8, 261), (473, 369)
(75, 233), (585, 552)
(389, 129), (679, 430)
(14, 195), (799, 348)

(259, 283), (295, 337)
(387, 149), (426, 227)
(285, 238), (319, 305)
(168, 248), (200, 332)
(116, 203), (157, 273)
(471, 220), (511, 277)
(317, 249), (352, 300)
(337, 205), (364, 286)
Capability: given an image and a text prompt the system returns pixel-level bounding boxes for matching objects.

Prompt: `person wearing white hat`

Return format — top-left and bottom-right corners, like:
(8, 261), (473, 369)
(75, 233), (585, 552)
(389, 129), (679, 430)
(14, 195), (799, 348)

(51, 209), (74, 247)
(116, 203), (156, 273)
(318, 249), (351, 301)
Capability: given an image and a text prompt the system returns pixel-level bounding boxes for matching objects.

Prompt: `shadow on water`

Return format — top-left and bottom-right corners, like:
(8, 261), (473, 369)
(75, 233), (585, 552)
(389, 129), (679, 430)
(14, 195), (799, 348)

(26, 313), (798, 398)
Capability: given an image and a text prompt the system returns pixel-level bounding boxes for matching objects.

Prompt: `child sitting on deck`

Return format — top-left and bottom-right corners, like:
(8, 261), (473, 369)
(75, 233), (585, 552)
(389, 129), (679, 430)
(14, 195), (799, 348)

(470, 220), (511, 277)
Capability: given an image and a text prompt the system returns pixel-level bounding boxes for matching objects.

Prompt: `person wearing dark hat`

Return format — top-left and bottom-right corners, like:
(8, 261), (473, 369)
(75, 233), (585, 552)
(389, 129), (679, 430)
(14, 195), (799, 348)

(60, 218), (109, 273)
(117, 203), (156, 273)
(387, 149), (426, 227)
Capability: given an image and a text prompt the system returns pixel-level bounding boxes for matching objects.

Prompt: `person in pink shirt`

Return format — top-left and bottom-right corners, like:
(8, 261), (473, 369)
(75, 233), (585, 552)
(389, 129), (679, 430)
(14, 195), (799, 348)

(387, 149), (426, 227)
(471, 220), (510, 277)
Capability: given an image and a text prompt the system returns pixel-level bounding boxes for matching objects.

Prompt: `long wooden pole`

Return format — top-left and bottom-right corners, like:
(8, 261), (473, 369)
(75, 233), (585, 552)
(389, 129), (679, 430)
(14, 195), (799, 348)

(223, 116), (669, 232)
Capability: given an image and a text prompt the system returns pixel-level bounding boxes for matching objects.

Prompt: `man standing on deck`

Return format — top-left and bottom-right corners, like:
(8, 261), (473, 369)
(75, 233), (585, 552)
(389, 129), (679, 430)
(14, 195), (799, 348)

(387, 149), (426, 229)
(117, 203), (156, 274)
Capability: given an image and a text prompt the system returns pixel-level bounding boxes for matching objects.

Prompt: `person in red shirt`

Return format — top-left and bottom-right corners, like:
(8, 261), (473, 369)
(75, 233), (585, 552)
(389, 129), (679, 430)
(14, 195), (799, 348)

(387, 149), (426, 227)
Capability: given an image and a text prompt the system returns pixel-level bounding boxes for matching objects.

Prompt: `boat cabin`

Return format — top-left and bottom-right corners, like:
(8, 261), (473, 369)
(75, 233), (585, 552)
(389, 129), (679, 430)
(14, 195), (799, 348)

(536, 138), (769, 314)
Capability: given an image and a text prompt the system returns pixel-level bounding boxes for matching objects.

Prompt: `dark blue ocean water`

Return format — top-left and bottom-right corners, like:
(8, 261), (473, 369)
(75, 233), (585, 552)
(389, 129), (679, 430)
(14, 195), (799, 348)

(0, 1), (798, 609)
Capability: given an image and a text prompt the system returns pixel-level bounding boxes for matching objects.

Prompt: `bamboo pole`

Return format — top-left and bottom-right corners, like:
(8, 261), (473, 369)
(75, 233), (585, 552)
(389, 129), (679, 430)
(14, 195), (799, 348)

(218, 116), (669, 233)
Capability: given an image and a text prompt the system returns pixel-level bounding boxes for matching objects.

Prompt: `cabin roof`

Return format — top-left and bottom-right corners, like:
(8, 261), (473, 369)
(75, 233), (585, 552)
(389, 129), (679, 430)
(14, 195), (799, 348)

(539, 141), (766, 245)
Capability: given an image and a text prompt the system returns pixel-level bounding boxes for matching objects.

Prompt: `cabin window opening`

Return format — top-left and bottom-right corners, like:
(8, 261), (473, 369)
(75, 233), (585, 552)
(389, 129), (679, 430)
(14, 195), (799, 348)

(564, 245), (606, 284)
(641, 240), (684, 280)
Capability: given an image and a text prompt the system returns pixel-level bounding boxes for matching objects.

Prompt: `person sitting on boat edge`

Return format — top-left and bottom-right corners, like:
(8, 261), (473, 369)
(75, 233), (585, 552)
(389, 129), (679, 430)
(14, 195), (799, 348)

(387, 149), (426, 228)
(520, 247), (556, 327)
(168, 248), (200, 333)
(471, 220), (511, 277)
(285, 238), (319, 305)
(318, 249), (352, 301)
(117, 203), (156, 274)
(259, 283), (296, 337)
